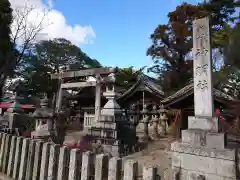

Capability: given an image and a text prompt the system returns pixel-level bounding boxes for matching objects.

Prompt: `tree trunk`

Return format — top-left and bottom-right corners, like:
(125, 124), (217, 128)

(0, 78), (5, 98)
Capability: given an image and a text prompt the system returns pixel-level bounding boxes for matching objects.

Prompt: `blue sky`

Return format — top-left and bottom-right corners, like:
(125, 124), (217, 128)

(53, 0), (201, 70)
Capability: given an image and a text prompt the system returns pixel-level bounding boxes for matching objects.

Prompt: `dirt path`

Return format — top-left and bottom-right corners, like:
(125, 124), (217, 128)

(65, 130), (175, 179)
(123, 136), (175, 179)
(0, 173), (13, 180)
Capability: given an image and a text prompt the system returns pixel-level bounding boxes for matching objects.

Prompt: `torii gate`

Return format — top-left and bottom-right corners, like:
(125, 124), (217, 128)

(51, 67), (116, 122)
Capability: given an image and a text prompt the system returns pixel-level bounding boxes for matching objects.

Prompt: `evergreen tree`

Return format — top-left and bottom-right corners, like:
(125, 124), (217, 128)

(0, 0), (14, 96)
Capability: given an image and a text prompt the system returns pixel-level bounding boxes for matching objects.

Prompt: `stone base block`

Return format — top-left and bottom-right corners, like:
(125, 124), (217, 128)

(188, 116), (219, 132)
(171, 141), (237, 180)
(181, 129), (227, 149)
(206, 132), (226, 149)
(181, 129), (207, 146)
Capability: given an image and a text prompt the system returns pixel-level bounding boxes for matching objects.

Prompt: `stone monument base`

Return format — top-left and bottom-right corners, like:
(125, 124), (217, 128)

(171, 129), (238, 180)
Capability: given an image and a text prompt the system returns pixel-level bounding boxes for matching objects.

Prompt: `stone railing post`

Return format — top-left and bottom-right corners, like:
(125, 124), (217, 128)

(26, 139), (36, 180)
(33, 140), (44, 180)
(123, 159), (138, 180)
(2, 134), (11, 173)
(68, 149), (82, 179)
(94, 154), (109, 180)
(39, 142), (51, 180)
(108, 157), (122, 180)
(48, 144), (60, 180)
(57, 146), (70, 180)
(18, 138), (30, 180)
(0, 133), (6, 170)
(143, 166), (157, 180)
(7, 136), (17, 177)
(81, 151), (94, 180)
(12, 137), (23, 179)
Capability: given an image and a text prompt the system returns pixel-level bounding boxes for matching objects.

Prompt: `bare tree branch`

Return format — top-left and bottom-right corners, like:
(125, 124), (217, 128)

(0, 2), (51, 87)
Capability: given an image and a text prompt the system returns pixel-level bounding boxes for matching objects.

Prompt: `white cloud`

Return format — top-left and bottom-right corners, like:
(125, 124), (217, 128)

(9, 0), (95, 46)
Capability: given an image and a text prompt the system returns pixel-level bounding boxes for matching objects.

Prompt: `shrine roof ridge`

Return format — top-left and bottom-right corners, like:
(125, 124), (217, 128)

(162, 83), (236, 106)
(118, 74), (164, 102)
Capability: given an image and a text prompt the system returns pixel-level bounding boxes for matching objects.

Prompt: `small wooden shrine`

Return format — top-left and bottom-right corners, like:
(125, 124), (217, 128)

(162, 83), (236, 137)
(118, 74), (165, 109)
(162, 83), (235, 109)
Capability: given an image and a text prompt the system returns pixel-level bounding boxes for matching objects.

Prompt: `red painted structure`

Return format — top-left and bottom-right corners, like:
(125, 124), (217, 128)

(0, 102), (35, 109)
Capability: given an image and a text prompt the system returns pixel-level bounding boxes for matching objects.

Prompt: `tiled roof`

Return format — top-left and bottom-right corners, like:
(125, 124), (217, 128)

(162, 83), (235, 105)
(118, 74), (164, 101)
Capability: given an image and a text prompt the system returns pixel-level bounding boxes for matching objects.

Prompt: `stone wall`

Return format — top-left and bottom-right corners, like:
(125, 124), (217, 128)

(0, 132), (161, 180)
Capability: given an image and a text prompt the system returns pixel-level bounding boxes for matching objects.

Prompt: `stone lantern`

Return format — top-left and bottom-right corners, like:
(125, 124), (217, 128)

(151, 104), (159, 139)
(3, 92), (24, 129)
(159, 104), (168, 135)
(129, 104), (138, 126)
(141, 104), (150, 141)
(31, 95), (54, 140)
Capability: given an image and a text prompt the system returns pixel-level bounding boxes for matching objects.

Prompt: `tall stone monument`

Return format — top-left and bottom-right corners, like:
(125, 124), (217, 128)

(171, 17), (238, 180)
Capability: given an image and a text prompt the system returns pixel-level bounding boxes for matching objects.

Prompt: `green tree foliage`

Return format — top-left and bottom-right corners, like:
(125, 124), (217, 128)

(0, 0), (14, 96)
(224, 23), (240, 69)
(201, 0), (239, 29)
(201, 0), (240, 52)
(21, 38), (102, 96)
(147, 3), (205, 92)
(147, 0), (239, 93)
(115, 66), (145, 91)
(220, 23), (240, 98)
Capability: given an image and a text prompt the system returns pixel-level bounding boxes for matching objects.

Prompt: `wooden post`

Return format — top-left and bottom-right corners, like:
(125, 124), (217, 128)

(95, 75), (101, 122)
(56, 77), (63, 113)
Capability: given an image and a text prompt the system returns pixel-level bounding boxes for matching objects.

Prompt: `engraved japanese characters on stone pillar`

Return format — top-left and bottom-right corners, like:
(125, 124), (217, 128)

(193, 17), (214, 117)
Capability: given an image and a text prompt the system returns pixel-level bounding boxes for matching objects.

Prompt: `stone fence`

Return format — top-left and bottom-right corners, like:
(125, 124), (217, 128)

(0, 132), (161, 180)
